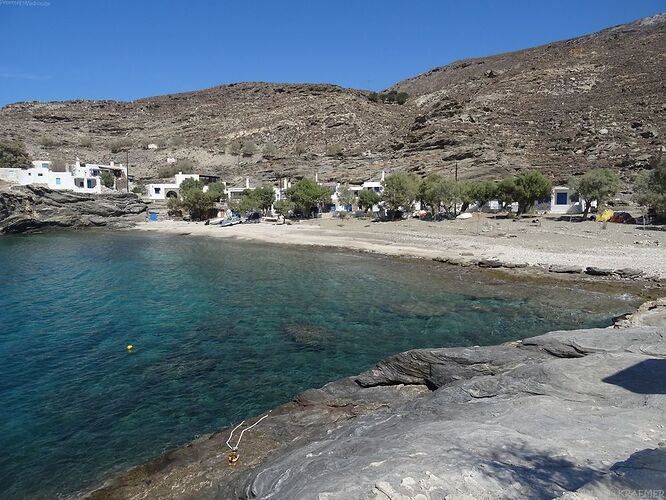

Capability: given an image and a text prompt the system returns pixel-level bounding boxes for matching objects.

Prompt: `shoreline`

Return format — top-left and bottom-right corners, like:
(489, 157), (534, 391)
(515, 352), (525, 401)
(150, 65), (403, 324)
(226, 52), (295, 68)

(130, 216), (666, 283)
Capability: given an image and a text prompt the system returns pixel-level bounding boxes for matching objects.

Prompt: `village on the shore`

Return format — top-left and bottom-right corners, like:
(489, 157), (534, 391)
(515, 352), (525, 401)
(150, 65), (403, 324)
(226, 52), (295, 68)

(1, 149), (664, 227)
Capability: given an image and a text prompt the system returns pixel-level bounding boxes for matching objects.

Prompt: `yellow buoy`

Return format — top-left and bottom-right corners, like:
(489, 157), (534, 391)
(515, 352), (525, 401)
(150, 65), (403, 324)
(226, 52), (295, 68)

(127, 344), (134, 352)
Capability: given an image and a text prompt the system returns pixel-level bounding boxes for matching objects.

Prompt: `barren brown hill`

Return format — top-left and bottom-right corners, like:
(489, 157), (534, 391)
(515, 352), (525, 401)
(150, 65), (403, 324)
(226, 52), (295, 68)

(1, 14), (664, 185)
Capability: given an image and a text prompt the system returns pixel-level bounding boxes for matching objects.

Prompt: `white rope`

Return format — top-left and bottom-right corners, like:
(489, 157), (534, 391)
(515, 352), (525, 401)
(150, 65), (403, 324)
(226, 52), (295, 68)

(225, 411), (271, 451)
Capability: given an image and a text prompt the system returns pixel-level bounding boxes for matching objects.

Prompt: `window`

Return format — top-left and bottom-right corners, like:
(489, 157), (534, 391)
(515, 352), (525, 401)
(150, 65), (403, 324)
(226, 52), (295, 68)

(154, 187), (161, 194)
(556, 192), (568, 205)
(87, 179), (97, 189)
(37, 173), (43, 177)
(55, 178), (61, 185)
(42, 163), (49, 168)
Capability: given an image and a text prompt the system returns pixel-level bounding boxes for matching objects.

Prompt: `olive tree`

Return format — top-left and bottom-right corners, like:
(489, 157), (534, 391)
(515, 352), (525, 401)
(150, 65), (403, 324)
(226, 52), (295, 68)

(381, 173), (418, 217)
(501, 171), (551, 215)
(337, 184), (356, 209)
(466, 180), (498, 210)
(358, 189), (380, 212)
(286, 178), (331, 217)
(273, 199), (295, 218)
(180, 183), (215, 221)
(568, 168), (620, 218)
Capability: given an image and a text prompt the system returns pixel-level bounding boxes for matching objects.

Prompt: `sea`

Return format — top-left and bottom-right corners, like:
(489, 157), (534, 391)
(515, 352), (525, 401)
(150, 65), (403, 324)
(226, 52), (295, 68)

(0, 231), (642, 498)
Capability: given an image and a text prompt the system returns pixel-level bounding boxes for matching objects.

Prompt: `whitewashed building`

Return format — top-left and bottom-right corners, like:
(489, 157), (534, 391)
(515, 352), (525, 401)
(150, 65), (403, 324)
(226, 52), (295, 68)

(0, 160), (127, 194)
(549, 186), (586, 214)
(145, 172), (221, 200)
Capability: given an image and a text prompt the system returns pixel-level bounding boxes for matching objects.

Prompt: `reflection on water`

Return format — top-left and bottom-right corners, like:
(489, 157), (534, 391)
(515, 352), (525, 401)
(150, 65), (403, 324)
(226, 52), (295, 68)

(0, 231), (644, 498)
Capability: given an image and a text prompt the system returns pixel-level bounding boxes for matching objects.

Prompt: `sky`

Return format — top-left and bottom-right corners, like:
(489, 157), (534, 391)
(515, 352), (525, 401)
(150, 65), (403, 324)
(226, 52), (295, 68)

(0, 0), (663, 106)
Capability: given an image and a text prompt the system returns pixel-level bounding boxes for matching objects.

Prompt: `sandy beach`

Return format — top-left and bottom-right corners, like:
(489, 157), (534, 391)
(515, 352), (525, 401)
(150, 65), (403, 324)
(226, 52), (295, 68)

(133, 215), (666, 281)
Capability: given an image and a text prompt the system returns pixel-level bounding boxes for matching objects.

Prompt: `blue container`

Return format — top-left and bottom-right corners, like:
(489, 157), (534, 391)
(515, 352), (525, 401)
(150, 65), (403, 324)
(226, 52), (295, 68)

(148, 211), (158, 222)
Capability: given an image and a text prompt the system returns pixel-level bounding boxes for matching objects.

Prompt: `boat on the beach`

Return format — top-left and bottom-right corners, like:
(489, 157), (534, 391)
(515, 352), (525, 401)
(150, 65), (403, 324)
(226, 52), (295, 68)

(219, 216), (241, 227)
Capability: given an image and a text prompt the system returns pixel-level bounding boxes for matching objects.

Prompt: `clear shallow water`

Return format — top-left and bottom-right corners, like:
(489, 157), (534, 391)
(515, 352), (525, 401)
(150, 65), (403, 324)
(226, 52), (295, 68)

(0, 231), (641, 498)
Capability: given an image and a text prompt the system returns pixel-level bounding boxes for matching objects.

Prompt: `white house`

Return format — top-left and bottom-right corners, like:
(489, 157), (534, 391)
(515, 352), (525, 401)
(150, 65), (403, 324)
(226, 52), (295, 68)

(549, 186), (586, 214)
(0, 159), (127, 194)
(224, 177), (254, 201)
(146, 172), (217, 200)
(362, 170), (385, 193)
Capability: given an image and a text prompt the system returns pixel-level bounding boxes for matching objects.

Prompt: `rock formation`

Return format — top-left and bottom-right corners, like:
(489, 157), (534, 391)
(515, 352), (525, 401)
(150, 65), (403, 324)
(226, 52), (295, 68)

(0, 185), (148, 233)
(82, 298), (666, 499)
(1, 15), (664, 186)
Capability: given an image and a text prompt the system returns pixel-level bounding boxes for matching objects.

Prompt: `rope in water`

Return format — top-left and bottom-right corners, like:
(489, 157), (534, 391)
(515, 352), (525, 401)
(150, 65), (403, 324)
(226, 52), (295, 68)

(225, 411), (271, 451)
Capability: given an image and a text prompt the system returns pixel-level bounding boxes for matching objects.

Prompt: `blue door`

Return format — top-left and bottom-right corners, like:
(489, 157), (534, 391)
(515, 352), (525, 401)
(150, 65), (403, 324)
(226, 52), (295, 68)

(556, 192), (568, 205)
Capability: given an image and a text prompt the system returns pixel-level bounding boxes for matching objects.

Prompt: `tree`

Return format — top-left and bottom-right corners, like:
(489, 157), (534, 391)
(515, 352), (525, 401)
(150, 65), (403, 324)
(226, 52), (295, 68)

(497, 177), (517, 210)
(466, 180), (498, 210)
(337, 184), (356, 209)
(180, 186), (214, 221)
(132, 182), (147, 195)
(100, 170), (115, 189)
(252, 185), (276, 212)
(206, 182), (226, 202)
(634, 156), (666, 216)
(238, 190), (261, 214)
(418, 174), (464, 218)
(503, 171), (552, 215)
(568, 168), (620, 218)
(286, 178), (331, 217)
(382, 173), (418, 216)
(358, 189), (380, 212)
(273, 199), (295, 218)
(166, 196), (182, 217)
(0, 139), (31, 169)
(179, 178), (205, 193)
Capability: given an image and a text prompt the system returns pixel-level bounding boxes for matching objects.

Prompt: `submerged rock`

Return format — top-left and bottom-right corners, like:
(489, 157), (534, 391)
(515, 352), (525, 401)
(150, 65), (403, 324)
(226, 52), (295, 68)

(281, 323), (332, 348)
(0, 185), (147, 234)
(82, 299), (666, 499)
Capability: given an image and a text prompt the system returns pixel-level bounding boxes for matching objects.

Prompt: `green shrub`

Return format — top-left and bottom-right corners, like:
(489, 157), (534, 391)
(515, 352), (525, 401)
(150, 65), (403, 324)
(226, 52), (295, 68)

(38, 135), (59, 148)
(132, 182), (147, 195)
(368, 90), (409, 105)
(100, 170), (115, 188)
(0, 139), (32, 169)
(110, 137), (132, 153)
(241, 141), (257, 157)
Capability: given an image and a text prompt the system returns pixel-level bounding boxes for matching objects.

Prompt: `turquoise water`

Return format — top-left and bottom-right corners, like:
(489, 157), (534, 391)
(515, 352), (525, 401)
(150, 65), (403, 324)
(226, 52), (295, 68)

(0, 232), (639, 498)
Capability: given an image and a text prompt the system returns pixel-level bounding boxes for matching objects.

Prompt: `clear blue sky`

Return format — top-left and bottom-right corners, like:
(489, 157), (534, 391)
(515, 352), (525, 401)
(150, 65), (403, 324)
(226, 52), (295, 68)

(0, 0), (663, 106)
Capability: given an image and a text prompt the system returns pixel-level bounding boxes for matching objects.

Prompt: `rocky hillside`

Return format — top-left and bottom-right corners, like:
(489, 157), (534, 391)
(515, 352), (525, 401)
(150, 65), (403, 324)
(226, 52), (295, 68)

(1, 14), (664, 186)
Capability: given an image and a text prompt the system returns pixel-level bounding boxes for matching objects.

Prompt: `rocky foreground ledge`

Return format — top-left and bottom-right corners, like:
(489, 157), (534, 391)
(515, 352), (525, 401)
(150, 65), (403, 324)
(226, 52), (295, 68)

(82, 299), (666, 500)
(0, 185), (147, 234)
